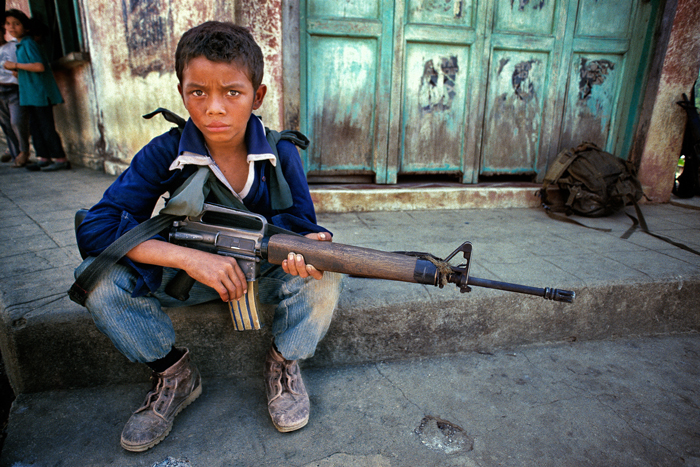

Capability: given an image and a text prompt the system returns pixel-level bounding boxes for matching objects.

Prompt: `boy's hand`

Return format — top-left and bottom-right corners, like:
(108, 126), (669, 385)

(126, 240), (247, 302)
(183, 249), (248, 302)
(281, 232), (331, 280)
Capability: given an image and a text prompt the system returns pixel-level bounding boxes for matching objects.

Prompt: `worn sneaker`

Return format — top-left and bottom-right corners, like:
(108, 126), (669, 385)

(120, 348), (202, 452)
(40, 160), (71, 171)
(264, 344), (310, 432)
(25, 160), (50, 171)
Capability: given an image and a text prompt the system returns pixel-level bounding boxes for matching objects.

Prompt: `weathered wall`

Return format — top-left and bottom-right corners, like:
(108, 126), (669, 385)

(19, 1), (286, 175)
(637, 0), (700, 202)
(237, 0), (286, 130)
(77, 1), (233, 174)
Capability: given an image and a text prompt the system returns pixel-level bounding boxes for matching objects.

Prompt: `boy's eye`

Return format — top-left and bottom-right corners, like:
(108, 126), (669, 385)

(191, 90), (204, 97)
(227, 90), (240, 97)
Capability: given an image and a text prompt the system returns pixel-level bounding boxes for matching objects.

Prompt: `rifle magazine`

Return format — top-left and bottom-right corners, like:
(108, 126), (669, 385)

(228, 281), (262, 331)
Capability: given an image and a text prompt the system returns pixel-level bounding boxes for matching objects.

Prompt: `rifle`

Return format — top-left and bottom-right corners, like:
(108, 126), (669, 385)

(165, 204), (575, 330)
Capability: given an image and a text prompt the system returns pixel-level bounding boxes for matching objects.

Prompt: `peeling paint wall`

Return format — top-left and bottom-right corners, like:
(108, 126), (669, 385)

(236, 0), (285, 130)
(78, 0), (237, 174)
(5, 0), (29, 13)
(637, 0), (700, 202)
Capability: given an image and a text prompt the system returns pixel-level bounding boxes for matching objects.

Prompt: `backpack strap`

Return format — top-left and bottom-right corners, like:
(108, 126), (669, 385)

(264, 128), (310, 211)
(542, 205), (612, 232)
(540, 148), (578, 214)
(622, 196), (700, 256)
(541, 148), (578, 199)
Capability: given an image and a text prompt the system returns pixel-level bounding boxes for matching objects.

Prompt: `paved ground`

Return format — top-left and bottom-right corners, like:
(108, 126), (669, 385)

(0, 157), (699, 466)
(2, 334), (700, 467)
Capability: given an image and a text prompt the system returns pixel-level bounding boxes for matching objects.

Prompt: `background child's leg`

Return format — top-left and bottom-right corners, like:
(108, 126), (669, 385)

(31, 105), (67, 160)
(25, 106), (49, 161)
(9, 94), (29, 155)
(258, 264), (343, 361)
(0, 89), (19, 158)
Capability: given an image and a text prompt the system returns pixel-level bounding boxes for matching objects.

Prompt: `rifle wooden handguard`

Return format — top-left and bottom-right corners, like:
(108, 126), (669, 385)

(263, 234), (439, 285)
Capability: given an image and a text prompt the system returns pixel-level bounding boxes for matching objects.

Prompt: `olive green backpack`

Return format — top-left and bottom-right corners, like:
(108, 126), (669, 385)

(540, 142), (700, 256)
(540, 142), (643, 219)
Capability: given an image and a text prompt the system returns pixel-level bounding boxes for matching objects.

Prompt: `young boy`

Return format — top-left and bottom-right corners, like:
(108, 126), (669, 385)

(75, 21), (342, 452)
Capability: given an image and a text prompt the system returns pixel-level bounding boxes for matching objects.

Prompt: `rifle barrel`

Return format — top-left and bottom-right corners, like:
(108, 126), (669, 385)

(467, 276), (575, 303)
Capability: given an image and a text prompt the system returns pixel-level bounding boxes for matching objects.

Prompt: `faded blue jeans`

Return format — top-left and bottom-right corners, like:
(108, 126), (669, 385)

(75, 258), (343, 363)
(0, 84), (29, 158)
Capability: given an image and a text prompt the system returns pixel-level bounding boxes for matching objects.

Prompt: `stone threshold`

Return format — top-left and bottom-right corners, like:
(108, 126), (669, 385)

(310, 183), (543, 213)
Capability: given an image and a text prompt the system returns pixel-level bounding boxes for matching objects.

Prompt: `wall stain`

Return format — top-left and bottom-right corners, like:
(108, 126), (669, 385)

(419, 0), (465, 18)
(454, 0), (464, 18)
(578, 58), (614, 100)
(420, 56), (459, 112)
(511, 0), (546, 11)
(497, 58), (510, 76)
(512, 60), (539, 102)
(310, 89), (373, 172)
(121, 0), (174, 78)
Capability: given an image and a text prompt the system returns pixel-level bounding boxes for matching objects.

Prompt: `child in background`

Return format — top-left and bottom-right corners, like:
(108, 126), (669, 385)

(0, 13), (29, 166)
(3, 9), (69, 171)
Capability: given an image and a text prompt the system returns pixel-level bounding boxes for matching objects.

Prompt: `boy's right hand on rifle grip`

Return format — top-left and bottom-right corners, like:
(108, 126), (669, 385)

(184, 249), (248, 302)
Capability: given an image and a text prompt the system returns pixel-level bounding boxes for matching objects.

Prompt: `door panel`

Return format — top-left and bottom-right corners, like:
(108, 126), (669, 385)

(555, 0), (636, 154)
(301, 0), (394, 182)
(481, 49), (550, 174)
(306, 36), (379, 173)
(480, 0), (562, 178)
(394, 0), (479, 180)
(400, 44), (470, 173)
(493, 0), (557, 35)
(559, 53), (625, 150)
(575, 0), (633, 37)
(307, 0), (379, 18)
(406, 0), (476, 27)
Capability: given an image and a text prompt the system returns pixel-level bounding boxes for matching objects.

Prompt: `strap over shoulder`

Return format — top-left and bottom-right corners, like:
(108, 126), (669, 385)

(143, 108), (187, 130)
(264, 127), (310, 211)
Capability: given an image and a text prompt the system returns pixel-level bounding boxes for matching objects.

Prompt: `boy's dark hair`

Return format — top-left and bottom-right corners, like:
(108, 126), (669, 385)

(4, 9), (32, 31)
(175, 21), (264, 90)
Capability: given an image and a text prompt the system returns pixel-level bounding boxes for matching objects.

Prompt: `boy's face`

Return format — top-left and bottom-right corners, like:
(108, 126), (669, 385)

(178, 56), (266, 153)
(5, 17), (26, 39)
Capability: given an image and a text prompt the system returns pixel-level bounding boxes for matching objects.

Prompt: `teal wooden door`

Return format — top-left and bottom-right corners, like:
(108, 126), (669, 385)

(300, 0), (656, 184)
(300, 0), (395, 183)
(478, 0), (564, 178)
(555, 0), (649, 165)
(386, 0), (484, 183)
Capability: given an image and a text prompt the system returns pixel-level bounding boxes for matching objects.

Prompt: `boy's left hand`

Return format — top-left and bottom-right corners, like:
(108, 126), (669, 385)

(281, 232), (331, 280)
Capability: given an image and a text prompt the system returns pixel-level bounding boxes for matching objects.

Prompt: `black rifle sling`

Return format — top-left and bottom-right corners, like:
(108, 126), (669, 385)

(68, 214), (182, 306)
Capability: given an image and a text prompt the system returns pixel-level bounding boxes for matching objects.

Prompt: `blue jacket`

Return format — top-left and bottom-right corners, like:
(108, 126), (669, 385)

(77, 114), (327, 296)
